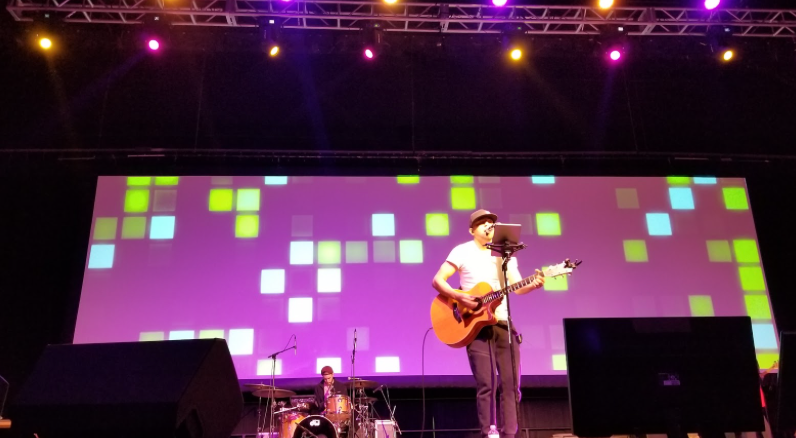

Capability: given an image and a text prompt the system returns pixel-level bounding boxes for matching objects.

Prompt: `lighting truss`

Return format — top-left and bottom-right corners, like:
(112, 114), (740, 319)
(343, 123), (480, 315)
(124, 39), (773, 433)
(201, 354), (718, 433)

(6, 0), (796, 38)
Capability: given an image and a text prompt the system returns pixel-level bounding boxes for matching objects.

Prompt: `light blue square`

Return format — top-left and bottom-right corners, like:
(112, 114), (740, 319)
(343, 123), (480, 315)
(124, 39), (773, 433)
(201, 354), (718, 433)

(88, 244), (115, 269)
(264, 176), (288, 185)
(149, 216), (176, 239)
(646, 213), (672, 236)
(372, 214), (396, 237)
(693, 177), (717, 184)
(531, 176), (555, 184)
(669, 187), (695, 210)
(261, 269), (285, 294)
(290, 241), (314, 265)
(752, 323), (778, 349)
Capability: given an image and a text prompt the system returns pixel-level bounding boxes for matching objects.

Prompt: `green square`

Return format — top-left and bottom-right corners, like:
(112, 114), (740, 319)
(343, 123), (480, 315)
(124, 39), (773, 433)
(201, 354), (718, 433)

(399, 240), (424, 263)
(451, 187), (476, 210)
(139, 331), (165, 341)
(543, 269), (568, 291)
(425, 214), (450, 236)
(623, 240), (648, 262)
(723, 187), (749, 210)
(739, 266), (766, 291)
(536, 213), (561, 236)
(209, 189), (233, 211)
(757, 353), (780, 370)
(689, 295), (715, 316)
(616, 188), (640, 209)
(124, 189), (150, 213)
(318, 241), (342, 264)
(450, 176), (474, 184)
(397, 176), (419, 184)
(345, 241), (368, 263)
(745, 295), (772, 320)
(733, 239), (760, 263)
(121, 217), (147, 239)
(94, 217), (118, 240)
(154, 177), (179, 186)
(707, 240), (732, 262)
(667, 176), (691, 185)
(236, 215), (259, 238)
(199, 329), (225, 339)
(127, 177), (152, 186)
(236, 188), (261, 211)
(552, 354), (567, 371)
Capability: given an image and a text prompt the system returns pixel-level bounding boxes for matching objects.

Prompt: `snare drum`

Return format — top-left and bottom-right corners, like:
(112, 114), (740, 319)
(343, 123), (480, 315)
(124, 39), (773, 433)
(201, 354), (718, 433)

(280, 412), (307, 438)
(292, 415), (337, 438)
(324, 394), (351, 422)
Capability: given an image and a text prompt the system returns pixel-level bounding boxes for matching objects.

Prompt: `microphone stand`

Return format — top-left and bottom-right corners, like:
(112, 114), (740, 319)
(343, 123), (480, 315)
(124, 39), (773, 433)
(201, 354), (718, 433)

(263, 339), (295, 438)
(349, 329), (358, 438)
(376, 387), (402, 437)
(485, 232), (526, 437)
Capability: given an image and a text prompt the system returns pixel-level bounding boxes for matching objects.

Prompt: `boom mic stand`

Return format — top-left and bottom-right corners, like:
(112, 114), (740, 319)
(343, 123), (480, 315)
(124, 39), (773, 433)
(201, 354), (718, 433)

(484, 226), (527, 437)
(263, 336), (296, 438)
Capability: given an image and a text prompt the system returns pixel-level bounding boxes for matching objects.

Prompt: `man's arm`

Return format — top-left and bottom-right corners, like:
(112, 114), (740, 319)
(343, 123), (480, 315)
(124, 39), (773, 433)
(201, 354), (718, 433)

(431, 261), (480, 309)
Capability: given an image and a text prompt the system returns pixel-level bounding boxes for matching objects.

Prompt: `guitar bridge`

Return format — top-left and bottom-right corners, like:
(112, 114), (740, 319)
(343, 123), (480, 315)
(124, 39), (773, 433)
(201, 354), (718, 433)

(452, 303), (463, 323)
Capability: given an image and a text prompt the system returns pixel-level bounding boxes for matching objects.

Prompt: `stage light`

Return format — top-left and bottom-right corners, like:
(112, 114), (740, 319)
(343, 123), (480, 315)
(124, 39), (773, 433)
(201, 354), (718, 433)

(609, 49), (622, 61)
(384, 0), (398, 4)
(259, 17), (283, 58)
(722, 49), (734, 61)
(598, 0), (613, 9)
(364, 48), (375, 59)
(38, 37), (52, 50)
(147, 39), (160, 51)
(269, 45), (280, 57)
(704, 0), (720, 10)
(492, 0), (508, 6)
(510, 48), (522, 60)
(707, 25), (735, 64)
(362, 22), (384, 61)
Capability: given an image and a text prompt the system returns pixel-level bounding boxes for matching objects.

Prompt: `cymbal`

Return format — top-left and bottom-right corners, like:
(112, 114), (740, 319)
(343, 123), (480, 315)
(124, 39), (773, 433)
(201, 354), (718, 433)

(345, 378), (378, 389)
(252, 387), (297, 399)
(355, 396), (378, 404)
(244, 383), (275, 391)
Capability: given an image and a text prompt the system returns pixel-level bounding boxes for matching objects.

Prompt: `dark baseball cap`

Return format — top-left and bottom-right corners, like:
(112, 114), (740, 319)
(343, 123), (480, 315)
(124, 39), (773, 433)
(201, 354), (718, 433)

(321, 366), (334, 375)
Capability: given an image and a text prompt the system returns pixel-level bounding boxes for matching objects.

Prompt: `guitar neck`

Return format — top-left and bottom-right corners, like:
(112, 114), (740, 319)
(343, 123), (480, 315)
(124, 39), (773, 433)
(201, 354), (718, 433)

(481, 273), (538, 304)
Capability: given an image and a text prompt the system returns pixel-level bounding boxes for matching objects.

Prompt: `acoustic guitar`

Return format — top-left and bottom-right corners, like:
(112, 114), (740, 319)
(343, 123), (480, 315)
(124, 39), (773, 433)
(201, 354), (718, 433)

(430, 258), (581, 348)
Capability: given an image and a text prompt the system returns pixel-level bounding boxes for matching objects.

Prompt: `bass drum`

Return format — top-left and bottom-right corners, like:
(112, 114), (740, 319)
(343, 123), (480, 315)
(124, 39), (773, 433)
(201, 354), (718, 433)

(292, 415), (338, 438)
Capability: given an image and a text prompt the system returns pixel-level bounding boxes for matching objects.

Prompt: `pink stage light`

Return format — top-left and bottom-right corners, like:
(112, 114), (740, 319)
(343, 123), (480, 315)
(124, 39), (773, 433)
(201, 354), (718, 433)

(492, 0), (508, 6)
(148, 39), (160, 51)
(364, 48), (374, 59)
(704, 0), (720, 10)
(609, 50), (622, 61)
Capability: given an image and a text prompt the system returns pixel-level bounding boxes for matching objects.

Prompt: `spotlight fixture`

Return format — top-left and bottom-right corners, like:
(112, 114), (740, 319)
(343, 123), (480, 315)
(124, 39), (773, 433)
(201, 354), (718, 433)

(362, 22), (384, 60)
(599, 25), (628, 63)
(259, 17), (282, 57)
(704, 0), (720, 10)
(598, 0), (614, 9)
(142, 15), (169, 53)
(32, 11), (57, 52)
(707, 25), (736, 63)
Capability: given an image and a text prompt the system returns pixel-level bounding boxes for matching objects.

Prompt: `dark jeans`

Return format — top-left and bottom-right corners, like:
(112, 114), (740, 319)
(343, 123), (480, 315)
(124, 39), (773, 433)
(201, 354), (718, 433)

(466, 323), (521, 438)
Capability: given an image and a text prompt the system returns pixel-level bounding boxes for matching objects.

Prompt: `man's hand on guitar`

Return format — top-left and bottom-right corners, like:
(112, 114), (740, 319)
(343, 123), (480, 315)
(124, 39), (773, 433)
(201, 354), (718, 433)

(456, 293), (481, 310)
(530, 269), (545, 289)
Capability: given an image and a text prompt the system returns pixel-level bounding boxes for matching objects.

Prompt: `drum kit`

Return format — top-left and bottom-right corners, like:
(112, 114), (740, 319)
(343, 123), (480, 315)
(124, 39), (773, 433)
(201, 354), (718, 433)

(246, 378), (383, 438)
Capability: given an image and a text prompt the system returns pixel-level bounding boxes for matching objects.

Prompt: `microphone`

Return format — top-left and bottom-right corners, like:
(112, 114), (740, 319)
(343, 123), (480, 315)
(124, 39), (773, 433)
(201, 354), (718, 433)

(294, 335), (297, 356)
(354, 329), (357, 348)
(486, 222), (501, 232)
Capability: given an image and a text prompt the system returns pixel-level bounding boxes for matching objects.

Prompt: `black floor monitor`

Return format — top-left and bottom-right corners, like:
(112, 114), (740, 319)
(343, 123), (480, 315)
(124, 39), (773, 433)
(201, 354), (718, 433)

(775, 331), (795, 434)
(564, 316), (764, 438)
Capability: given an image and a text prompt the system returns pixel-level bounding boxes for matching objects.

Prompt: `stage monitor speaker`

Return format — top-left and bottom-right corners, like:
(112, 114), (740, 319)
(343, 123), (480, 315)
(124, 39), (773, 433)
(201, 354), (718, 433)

(776, 331), (796, 433)
(11, 339), (243, 438)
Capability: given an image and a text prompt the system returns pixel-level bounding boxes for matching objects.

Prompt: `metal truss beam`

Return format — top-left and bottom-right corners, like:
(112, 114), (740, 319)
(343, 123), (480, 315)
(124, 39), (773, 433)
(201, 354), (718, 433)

(7, 0), (796, 38)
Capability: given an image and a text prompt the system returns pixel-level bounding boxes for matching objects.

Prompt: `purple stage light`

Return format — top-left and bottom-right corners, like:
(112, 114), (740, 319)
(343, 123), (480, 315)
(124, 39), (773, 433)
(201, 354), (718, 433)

(364, 48), (374, 59)
(148, 39), (160, 51)
(609, 50), (621, 61)
(492, 0), (507, 6)
(704, 0), (720, 10)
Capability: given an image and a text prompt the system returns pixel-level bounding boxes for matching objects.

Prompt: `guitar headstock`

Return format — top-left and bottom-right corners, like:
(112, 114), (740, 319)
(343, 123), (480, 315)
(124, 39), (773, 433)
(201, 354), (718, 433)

(541, 258), (582, 278)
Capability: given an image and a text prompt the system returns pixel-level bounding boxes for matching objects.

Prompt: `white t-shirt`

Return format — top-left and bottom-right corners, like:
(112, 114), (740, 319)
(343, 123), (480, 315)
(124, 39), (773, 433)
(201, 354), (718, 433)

(446, 240), (518, 322)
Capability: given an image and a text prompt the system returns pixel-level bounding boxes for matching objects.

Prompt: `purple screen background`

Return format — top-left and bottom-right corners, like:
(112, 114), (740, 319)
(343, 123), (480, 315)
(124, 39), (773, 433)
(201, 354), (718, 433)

(74, 176), (775, 380)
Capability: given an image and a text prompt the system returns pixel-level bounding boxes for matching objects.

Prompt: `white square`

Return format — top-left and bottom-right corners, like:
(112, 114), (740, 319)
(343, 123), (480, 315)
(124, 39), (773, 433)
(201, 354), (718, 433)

(289, 298), (313, 323)
(228, 328), (254, 355)
(168, 330), (195, 340)
(257, 358), (283, 376)
(375, 356), (400, 373)
(318, 268), (342, 293)
(261, 269), (286, 294)
(316, 357), (342, 375)
(290, 241), (314, 265)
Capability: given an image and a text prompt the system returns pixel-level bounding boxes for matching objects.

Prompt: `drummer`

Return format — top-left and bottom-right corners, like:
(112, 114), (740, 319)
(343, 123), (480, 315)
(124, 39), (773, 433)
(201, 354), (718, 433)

(313, 365), (347, 415)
